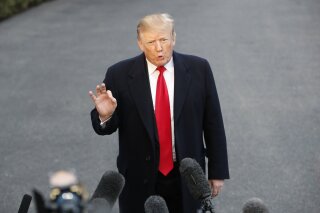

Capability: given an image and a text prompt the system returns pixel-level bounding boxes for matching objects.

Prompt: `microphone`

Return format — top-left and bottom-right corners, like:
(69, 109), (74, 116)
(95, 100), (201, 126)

(89, 198), (111, 213)
(32, 189), (49, 213)
(144, 195), (169, 213)
(89, 170), (125, 212)
(18, 194), (32, 213)
(179, 158), (215, 213)
(242, 197), (269, 213)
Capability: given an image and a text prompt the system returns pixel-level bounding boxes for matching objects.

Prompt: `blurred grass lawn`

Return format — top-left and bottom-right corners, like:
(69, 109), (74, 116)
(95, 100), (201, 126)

(0, 0), (50, 21)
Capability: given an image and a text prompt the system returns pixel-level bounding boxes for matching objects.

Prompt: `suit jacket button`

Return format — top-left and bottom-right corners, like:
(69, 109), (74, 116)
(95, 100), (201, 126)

(145, 155), (151, 161)
(143, 179), (148, 184)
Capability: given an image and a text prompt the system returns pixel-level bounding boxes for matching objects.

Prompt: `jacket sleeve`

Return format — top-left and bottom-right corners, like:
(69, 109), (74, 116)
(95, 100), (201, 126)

(202, 60), (230, 179)
(90, 67), (119, 135)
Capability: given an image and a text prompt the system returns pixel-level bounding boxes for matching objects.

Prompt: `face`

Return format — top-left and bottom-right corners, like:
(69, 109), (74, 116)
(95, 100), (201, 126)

(137, 27), (175, 67)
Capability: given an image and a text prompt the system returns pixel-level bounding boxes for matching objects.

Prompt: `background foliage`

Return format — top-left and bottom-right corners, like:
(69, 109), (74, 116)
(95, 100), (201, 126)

(0, 0), (48, 21)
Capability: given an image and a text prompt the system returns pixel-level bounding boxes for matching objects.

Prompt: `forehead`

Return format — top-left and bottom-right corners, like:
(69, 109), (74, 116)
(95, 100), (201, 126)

(139, 28), (172, 40)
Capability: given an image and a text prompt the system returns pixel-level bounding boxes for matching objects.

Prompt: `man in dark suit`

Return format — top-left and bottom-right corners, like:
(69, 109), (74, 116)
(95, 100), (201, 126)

(89, 13), (229, 213)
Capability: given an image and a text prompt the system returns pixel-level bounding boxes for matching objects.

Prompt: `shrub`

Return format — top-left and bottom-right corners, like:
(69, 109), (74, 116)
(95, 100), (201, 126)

(0, 0), (48, 21)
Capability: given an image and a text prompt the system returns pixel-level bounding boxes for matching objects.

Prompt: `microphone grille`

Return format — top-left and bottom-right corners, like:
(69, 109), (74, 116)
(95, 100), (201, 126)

(179, 158), (211, 200)
(242, 197), (269, 213)
(144, 195), (169, 213)
(91, 170), (125, 206)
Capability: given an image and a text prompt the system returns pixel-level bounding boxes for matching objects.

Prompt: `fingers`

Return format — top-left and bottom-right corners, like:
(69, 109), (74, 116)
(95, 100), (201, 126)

(212, 186), (220, 197)
(89, 83), (116, 104)
(100, 83), (107, 93)
(88, 91), (96, 102)
(107, 90), (117, 104)
(96, 83), (107, 96)
(209, 180), (224, 197)
(89, 83), (107, 99)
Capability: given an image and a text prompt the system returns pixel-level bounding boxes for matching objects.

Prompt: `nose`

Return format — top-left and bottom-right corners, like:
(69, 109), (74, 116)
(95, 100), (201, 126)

(155, 41), (163, 52)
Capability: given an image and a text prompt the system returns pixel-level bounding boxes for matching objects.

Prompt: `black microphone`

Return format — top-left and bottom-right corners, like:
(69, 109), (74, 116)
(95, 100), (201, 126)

(179, 158), (215, 213)
(89, 170), (125, 212)
(18, 194), (32, 213)
(32, 189), (49, 213)
(144, 195), (169, 213)
(242, 197), (269, 213)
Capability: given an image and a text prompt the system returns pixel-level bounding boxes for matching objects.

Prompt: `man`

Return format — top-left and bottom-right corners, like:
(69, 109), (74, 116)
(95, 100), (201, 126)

(89, 13), (229, 213)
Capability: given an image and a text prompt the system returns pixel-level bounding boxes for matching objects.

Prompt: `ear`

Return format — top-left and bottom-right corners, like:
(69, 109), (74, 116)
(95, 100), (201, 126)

(137, 39), (144, 52)
(172, 32), (176, 46)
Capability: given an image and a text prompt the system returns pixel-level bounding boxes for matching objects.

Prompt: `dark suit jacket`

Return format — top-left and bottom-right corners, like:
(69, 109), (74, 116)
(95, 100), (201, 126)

(91, 51), (229, 213)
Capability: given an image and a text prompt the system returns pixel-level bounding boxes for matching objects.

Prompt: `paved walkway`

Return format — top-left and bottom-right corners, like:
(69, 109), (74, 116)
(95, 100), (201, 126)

(1, 0), (320, 212)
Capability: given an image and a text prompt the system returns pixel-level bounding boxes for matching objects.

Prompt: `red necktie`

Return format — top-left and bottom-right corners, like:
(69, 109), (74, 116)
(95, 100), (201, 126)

(155, 66), (173, 176)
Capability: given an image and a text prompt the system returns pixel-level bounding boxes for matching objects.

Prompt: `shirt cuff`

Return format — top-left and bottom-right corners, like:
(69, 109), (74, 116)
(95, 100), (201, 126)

(99, 116), (111, 128)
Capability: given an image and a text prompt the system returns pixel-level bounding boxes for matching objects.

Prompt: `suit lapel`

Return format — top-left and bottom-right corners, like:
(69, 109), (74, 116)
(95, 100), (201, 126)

(128, 54), (157, 144)
(173, 52), (191, 122)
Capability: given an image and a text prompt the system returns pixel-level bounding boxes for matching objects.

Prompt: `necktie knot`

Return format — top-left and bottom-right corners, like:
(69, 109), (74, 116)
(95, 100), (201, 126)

(157, 66), (166, 74)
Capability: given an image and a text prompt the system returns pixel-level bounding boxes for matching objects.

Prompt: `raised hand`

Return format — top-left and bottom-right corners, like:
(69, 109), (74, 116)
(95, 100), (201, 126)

(89, 83), (117, 122)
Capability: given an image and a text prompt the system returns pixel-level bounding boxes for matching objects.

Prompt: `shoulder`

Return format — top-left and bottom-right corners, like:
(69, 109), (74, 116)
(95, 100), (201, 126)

(173, 52), (210, 67)
(173, 52), (212, 73)
(108, 54), (144, 72)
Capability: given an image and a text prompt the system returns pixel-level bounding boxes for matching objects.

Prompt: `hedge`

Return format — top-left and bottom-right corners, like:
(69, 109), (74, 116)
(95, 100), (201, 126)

(0, 0), (49, 21)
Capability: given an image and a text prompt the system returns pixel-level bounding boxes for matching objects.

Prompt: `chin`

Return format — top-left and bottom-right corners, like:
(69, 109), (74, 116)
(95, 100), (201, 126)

(154, 61), (164, 66)
(158, 59), (168, 66)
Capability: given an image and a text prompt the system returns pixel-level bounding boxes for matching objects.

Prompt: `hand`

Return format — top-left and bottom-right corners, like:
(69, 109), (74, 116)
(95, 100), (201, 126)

(89, 83), (117, 121)
(208, 179), (224, 197)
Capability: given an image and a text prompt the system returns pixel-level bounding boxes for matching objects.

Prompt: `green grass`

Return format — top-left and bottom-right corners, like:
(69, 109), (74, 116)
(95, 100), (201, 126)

(0, 0), (49, 21)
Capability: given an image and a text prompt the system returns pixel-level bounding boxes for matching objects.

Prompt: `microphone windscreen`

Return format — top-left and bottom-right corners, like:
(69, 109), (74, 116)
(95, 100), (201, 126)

(91, 170), (125, 208)
(179, 158), (211, 200)
(18, 194), (32, 213)
(144, 195), (169, 213)
(242, 197), (269, 213)
(89, 198), (111, 213)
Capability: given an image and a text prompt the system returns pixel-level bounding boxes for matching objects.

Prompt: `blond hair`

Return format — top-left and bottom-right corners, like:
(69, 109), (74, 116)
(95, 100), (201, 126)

(137, 13), (176, 39)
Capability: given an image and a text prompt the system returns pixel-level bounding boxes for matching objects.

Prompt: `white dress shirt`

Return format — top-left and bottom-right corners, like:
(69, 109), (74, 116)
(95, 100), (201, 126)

(146, 57), (176, 161)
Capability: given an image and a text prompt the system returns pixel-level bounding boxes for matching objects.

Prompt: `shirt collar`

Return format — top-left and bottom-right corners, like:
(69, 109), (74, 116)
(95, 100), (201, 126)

(146, 57), (174, 76)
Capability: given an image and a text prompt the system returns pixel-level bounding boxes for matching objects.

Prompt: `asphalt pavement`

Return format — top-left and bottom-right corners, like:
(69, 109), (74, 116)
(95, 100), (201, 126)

(1, 0), (320, 212)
